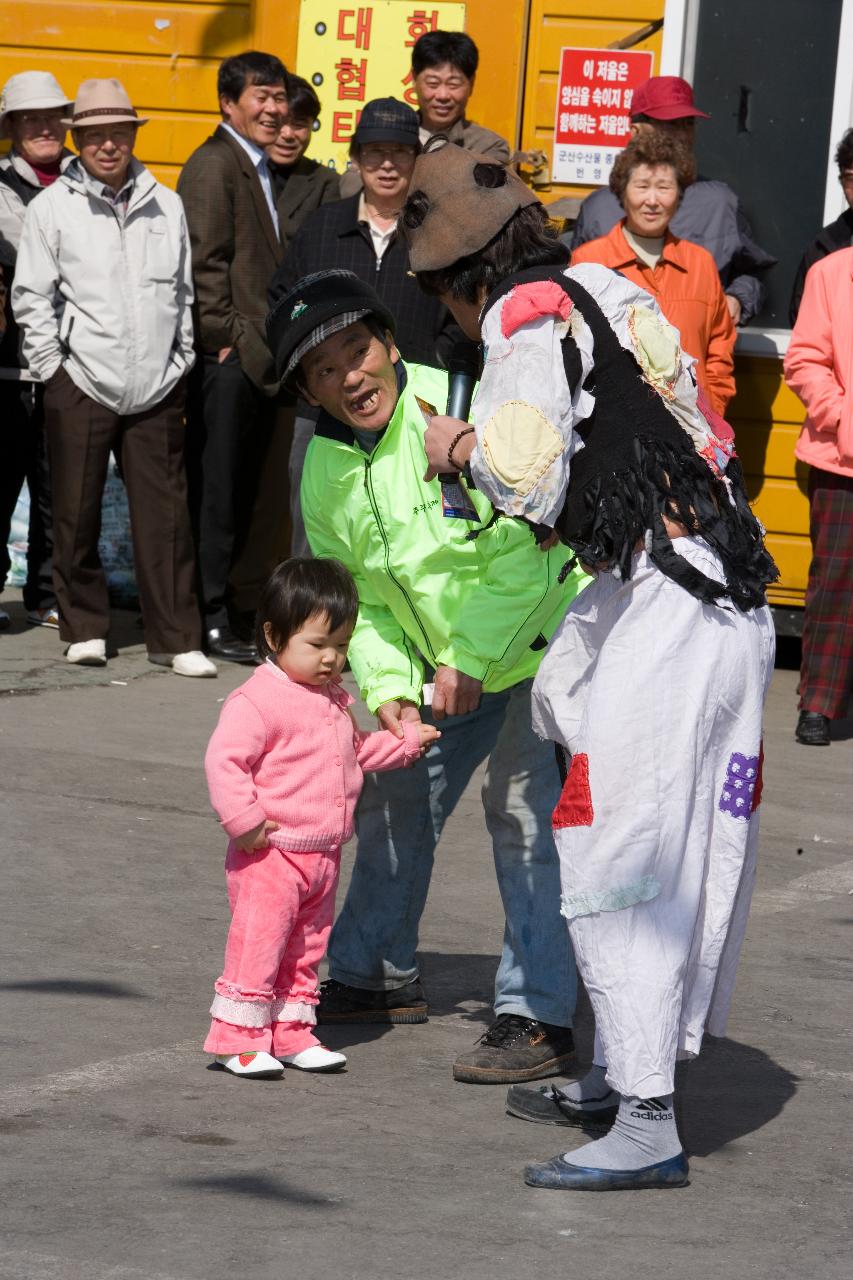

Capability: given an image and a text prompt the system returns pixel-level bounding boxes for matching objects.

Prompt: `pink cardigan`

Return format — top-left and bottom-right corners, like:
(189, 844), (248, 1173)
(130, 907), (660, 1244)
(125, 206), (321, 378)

(784, 246), (853, 478)
(205, 663), (421, 851)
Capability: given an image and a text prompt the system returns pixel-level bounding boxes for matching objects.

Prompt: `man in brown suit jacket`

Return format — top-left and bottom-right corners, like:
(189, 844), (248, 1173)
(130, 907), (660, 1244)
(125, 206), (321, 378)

(178, 51), (289, 663)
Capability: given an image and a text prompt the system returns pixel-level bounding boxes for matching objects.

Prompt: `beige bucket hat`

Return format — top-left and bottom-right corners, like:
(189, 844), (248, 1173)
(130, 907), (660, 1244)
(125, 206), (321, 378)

(0, 71), (73, 137)
(62, 78), (149, 128)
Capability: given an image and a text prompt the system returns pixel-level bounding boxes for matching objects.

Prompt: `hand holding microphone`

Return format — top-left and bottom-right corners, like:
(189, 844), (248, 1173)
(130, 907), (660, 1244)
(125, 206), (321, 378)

(423, 341), (480, 493)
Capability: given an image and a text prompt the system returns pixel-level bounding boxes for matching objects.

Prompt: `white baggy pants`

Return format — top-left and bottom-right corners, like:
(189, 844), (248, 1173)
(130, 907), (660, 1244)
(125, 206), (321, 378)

(532, 539), (776, 1099)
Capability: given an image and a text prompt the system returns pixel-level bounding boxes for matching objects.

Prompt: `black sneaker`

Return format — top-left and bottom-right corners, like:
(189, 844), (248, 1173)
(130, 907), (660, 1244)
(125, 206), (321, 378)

(316, 977), (428, 1024)
(452, 1014), (575, 1084)
(506, 1081), (619, 1127)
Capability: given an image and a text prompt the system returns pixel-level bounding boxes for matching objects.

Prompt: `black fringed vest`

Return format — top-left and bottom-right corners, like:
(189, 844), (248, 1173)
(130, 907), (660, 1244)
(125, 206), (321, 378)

(483, 267), (777, 612)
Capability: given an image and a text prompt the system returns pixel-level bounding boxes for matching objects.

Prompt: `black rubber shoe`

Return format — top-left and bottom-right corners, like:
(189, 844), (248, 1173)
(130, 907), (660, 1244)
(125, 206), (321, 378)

(452, 1015), (575, 1084)
(795, 710), (831, 745)
(316, 978), (428, 1024)
(506, 1081), (619, 1127)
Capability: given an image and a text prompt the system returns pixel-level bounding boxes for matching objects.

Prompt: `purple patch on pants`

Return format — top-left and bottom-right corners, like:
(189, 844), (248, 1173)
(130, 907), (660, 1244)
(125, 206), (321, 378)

(719, 752), (760, 821)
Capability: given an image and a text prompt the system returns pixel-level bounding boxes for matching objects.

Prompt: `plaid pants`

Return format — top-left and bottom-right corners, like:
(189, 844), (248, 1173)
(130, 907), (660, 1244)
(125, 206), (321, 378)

(800, 467), (853, 719)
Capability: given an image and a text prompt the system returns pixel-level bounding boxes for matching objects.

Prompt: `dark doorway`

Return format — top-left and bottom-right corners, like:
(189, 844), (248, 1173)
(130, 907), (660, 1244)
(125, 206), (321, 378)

(691, 0), (843, 326)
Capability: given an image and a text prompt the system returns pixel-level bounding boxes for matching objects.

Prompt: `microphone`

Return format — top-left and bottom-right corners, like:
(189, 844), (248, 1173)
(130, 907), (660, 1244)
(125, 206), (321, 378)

(439, 342), (481, 519)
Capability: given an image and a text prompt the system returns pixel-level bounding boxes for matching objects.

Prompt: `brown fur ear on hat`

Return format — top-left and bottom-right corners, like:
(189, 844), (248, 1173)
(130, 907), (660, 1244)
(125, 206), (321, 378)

(402, 140), (539, 272)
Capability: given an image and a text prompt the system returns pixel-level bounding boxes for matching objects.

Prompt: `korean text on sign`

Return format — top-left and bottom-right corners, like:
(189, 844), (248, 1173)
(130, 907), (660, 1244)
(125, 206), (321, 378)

(552, 47), (654, 187)
(297, 1), (466, 168)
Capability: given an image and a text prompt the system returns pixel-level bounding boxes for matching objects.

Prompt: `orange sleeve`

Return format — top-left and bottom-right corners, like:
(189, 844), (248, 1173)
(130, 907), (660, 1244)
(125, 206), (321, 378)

(699, 254), (737, 415)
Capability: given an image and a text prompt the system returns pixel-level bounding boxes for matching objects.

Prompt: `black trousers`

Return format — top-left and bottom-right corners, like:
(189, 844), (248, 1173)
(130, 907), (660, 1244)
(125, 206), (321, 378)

(43, 367), (201, 653)
(0, 379), (55, 610)
(187, 353), (292, 630)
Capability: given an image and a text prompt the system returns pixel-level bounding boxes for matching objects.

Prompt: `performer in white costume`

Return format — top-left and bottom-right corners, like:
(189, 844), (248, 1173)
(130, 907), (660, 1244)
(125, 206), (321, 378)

(405, 140), (777, 1192)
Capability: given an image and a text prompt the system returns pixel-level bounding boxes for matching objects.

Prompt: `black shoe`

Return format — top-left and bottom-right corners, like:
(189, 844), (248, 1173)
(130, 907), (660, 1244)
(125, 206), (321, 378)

(205, 626), (258, 665)
(795, 710), (830, 745)
(316, 977), (428, 1024)
(452, 1015), (575, 1084)
(506, 1081), (619, 1127)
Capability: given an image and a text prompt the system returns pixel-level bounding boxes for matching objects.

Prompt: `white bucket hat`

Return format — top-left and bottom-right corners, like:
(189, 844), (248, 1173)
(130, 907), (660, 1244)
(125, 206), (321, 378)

(62, 78), (149, 129)
(0, 71), (72, 137)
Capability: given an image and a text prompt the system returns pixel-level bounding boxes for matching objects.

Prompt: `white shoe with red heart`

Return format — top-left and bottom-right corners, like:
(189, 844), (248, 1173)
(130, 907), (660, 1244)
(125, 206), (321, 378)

(214, 1050), (284, 1078)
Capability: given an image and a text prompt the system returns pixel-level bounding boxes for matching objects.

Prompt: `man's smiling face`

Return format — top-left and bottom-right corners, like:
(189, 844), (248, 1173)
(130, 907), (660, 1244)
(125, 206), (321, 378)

(299, 321), (401, 432)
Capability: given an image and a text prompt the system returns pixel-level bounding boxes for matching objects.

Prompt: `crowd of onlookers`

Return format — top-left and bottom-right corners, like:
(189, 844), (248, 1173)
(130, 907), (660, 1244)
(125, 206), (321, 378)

(0, 35), (850, 737)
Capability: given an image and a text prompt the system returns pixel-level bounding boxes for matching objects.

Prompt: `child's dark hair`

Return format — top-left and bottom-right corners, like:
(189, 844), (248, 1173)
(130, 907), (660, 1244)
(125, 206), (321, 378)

(409, 200), (569, 304)
(255, 558), (359, 659)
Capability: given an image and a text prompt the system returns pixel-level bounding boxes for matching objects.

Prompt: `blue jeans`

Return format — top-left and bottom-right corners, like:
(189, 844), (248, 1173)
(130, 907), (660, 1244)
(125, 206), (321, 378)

(328, 679), (577, 1026)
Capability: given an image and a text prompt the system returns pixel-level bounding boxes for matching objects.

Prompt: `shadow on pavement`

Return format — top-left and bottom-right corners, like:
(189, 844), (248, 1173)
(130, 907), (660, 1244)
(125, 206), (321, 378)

(678, 1035), (798, 1156)
(0, 978), (149, 998)
(170, 1171), (340, 1207)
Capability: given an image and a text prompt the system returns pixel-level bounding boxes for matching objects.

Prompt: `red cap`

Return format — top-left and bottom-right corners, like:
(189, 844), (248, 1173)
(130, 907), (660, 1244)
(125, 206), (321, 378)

(631, 76), (710, 121)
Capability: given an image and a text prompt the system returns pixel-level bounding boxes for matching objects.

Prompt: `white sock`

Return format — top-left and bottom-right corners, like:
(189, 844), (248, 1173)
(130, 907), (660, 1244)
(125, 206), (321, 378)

(554, 1063), (614, 1105)
(563, 1093), (682, 1171)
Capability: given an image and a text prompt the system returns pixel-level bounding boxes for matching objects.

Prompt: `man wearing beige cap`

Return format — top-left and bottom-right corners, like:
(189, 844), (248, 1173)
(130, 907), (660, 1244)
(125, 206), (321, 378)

(12, 78), (215, 676)
(0, 70), (74, 634)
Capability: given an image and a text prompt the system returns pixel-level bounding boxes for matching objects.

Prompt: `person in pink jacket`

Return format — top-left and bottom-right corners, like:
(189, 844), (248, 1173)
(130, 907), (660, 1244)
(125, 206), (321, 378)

(783, 247), (853, 746)
(203, 557), (438, 1078)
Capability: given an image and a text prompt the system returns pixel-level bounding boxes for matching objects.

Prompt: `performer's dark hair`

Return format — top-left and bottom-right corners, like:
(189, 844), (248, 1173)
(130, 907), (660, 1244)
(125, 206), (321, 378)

(256, 558), (359, 660)
(411, 202), (569, 304)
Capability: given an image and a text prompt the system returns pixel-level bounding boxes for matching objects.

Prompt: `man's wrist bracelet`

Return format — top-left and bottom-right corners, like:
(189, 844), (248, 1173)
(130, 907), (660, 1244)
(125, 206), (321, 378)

(448, 426), (475, 470)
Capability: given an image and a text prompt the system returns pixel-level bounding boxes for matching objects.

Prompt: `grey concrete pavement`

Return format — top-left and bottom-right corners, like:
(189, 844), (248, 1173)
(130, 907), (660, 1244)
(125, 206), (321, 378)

(0, 590), (851, 1280)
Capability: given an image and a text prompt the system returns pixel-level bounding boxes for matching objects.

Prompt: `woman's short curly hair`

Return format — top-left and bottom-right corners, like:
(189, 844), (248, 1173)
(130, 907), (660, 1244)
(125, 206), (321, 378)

(609, 135), (697, 207)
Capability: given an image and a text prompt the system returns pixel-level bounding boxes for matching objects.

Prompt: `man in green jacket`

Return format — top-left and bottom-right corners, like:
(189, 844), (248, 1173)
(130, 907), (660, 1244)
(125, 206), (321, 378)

(267, 270), (588, 1083)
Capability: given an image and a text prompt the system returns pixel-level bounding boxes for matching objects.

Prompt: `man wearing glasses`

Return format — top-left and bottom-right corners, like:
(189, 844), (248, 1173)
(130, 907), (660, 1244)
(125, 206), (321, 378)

(12, 78), (212, 677)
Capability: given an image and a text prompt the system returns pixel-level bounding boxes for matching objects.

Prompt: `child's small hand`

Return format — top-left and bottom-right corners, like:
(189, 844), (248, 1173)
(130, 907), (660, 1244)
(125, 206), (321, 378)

(234, 819), (279, 852)
(416, 723), (441, 755)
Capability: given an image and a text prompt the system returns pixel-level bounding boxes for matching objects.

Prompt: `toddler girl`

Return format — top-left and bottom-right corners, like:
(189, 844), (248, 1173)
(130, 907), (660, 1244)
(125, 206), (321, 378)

(204, 557), (438, 1078)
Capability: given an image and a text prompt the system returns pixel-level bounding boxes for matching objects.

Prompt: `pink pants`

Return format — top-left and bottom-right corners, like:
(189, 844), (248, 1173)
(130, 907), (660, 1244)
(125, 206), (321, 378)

(204, 843), (340, 1057)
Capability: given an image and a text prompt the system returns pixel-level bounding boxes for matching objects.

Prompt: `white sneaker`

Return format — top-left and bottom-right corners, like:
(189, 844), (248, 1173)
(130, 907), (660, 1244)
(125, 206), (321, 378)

(279, 1045), (347, 1072)
(172, 650), (217, 678)
(214, 1051), (284, 1078)
(26, 606), (60, 629)
(66, 639), (107, 666)
(0, 608), (11, 631)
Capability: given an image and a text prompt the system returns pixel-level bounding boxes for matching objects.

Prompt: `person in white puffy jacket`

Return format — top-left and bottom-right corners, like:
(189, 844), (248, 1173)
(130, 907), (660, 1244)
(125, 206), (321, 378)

(12, 78), (215, 677)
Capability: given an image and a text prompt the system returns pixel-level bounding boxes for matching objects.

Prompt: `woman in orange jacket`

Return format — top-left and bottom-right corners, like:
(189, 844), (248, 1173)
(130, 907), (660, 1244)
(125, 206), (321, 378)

(572, 135), (736, 415)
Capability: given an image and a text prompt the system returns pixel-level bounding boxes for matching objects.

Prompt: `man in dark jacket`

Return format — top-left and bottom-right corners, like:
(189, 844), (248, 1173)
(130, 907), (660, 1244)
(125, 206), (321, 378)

(790, 128), (853, 325)
(178, 51), (290, 662)
(269, 97), (456, 555)
(266, 74), (340, 253)
(569, 76), (775, 327)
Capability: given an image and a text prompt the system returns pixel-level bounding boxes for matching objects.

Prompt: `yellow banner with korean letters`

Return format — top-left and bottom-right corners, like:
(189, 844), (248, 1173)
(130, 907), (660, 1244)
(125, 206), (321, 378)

(296, 1), (467, 174)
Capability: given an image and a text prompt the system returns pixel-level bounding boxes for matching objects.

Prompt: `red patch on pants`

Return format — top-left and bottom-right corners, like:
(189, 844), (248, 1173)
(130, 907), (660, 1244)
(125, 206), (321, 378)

(751, 742), (764, 812)
(552, 753), (594, 828)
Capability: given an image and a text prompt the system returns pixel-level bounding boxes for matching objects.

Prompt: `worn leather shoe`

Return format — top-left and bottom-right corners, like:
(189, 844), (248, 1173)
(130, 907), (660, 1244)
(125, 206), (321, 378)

(205, 626), (258, 665)
(453, 1015), (575, 1084)
(316, 977), (429, 1024)
(795, 710), (830, 745)
(524, 1151), (689, 1191)
(506, 1081), (619, 1127)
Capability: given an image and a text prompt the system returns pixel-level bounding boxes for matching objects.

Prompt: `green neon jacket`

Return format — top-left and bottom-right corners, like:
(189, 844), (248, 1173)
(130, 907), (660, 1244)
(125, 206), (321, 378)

(301, 361), (589, 713)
